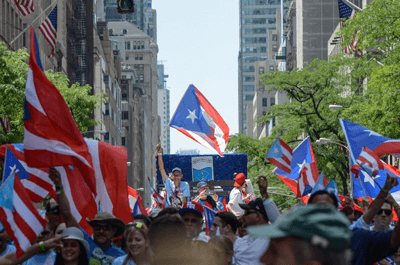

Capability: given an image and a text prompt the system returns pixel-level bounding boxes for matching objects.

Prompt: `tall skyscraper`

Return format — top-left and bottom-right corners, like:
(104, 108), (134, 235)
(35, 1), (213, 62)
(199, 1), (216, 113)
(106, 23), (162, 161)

(157, 64), (170, 154)
(238, 0), (281, 134)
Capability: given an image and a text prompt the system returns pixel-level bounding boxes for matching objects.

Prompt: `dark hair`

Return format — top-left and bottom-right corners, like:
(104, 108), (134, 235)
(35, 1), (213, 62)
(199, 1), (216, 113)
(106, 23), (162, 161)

(156, 207), (180, 219)
(134, 214), (152, 227)
(308, 190), (339, 208)
(149, 216), (191, 262)
(215, 212), (239, 234)
(54, 241), (88, 265)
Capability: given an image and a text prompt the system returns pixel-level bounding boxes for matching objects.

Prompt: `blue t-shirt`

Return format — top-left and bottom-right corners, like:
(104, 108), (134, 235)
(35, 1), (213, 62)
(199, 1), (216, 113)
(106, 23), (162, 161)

(23, 251), (56, 265)
(164, 178), (190, 208)
(350, 228), (397, 265)
(0, 244), (16, 257)
(82, 229), (125, 265)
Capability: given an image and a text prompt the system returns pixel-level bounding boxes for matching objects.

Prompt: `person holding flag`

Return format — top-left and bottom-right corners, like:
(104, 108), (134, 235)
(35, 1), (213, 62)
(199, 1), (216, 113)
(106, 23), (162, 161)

(156, 144), (190, 208)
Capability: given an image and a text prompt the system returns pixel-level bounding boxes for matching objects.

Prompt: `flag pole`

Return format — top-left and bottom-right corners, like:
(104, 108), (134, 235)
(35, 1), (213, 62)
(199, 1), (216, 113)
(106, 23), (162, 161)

(154, 125), (169, 157)
(9, 0), (58, 45)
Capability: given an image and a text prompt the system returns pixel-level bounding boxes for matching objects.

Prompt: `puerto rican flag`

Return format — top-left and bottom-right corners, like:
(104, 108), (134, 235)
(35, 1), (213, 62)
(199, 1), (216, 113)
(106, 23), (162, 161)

(169, 84), (229, 156)
(14, 0), (34, 16)
(0, 171), (46, 258)
(204, 201), (217, 236)
(0, 144), (97, 235)
(149, 182), (164, 207)
(23, 27), (96, 196)
(274, 137), (319, 198)
(128, 186), (148, 217)
(86, 139), (133, 224)
(266, 137), (293, 174)
(351, 147), (384, 177)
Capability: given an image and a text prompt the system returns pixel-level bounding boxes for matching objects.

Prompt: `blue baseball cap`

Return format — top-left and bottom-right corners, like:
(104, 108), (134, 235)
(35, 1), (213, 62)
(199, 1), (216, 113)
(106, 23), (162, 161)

(196, 181), (208, 189)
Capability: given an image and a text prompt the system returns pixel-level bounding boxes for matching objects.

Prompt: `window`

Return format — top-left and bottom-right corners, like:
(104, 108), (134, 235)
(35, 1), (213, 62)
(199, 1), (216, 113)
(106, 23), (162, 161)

(105, 103), (109, 115)
(259, 79), (263, 85)
(133, 42), (137, 49)
(259, 67), (264, 74)
(262, 98), (268, 107)
(122, 137), (126, 145)
(139, 74), (144, 82)
(135, 54), (138, 60)
(262, 111), (267, 116)
(125, 55), (129, 60)
(269, 66), (274, 71)
(122, 111), (129, 120)
(122, 29), (127, 34)
(125, 41), (130, 50)
(242, 8), (276, 16)
(272, 45), (278, 52)
(244, 95), (254, 101)
(243, 76), (255, 82)
(272, 34), (278, 41)
(139, 54), (143, 60)
(243, 66), (255, 72)
(141, 41), (144, 49)
(271, 98), (275, 106)
(104, 132), (109, 141)
(243, 85), (255, 91)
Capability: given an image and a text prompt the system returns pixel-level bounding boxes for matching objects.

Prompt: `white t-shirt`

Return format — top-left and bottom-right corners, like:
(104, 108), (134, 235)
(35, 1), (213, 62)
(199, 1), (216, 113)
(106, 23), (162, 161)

(233, 235), (270, 265)
(229, 188), (244, 217)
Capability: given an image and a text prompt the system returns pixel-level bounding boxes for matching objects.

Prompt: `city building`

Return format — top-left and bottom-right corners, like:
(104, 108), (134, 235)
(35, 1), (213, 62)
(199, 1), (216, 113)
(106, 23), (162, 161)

(108, 20), (159, 206)
(157, 64), (170, 154)
(175, 149), (201, 156)
(104, 0), (152, 32)
(284, 0), (340, 70)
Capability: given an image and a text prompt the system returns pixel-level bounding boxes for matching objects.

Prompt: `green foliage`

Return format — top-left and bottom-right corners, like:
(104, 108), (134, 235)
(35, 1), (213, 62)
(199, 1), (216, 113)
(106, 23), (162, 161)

(0, 41), (104, 144)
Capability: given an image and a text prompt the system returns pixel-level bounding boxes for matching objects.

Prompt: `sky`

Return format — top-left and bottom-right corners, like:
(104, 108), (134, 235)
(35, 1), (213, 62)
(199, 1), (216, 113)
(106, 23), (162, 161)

(152, 0), (239, 154)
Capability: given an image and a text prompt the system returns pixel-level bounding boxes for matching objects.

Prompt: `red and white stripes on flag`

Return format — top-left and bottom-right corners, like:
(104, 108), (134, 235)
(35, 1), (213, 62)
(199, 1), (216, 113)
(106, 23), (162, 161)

(351, 147), (384, 177)
(86, 139), (133, 224)
(0, 173), (46, 258)
(266, 137), (293, 174)
(38, 6), (57, 57)
(128, 186), (148, 217)
(0, 116), (12, 136)
(24, 27), (96, 196)
(14, 0), (34, 16)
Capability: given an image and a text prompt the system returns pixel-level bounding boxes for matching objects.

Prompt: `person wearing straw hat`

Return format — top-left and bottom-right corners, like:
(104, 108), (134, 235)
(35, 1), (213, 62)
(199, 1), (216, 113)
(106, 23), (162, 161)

(247, 204), (353, 265)
(48, 168), (126, 265)
(54, 227), (90, 265)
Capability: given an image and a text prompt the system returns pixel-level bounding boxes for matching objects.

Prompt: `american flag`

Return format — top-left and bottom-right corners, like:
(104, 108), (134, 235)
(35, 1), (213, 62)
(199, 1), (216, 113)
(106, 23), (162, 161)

(338, 0), (361, 57)
(14, 0), (34, 16)
(39, 6), (57, 57)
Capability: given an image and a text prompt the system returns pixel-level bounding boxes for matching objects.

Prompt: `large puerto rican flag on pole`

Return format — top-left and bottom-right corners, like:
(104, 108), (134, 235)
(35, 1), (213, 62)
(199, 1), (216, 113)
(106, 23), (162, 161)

(274, 137), (319, 199)
(23, 27), (96, 196)
(0, 170), (46, 258)
(169, 84), (229, 156)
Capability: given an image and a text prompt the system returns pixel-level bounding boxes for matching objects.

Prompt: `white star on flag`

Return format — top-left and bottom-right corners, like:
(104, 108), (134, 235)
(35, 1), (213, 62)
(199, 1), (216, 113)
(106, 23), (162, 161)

(186, 109), (198, 123)
(361, 170), (379, 188)
(297, 160), (307, 172)
(273, 148), (279, 154)
(364, 129), (383, 137)
(9, 165), (19, 174)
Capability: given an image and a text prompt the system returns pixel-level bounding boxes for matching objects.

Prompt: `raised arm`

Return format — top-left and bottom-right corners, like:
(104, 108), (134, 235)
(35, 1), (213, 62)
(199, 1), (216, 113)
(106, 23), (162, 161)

(156, 144), (167, 183)
(362, 173), (398, 225)
(257, 175), (280, 223)
(48, 167), (80, 228)
(0, 235), (65, 265)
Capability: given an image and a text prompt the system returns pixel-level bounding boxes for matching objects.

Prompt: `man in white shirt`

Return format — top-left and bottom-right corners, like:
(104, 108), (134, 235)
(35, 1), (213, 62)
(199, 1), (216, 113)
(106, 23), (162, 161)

(227, 173), (246, 217)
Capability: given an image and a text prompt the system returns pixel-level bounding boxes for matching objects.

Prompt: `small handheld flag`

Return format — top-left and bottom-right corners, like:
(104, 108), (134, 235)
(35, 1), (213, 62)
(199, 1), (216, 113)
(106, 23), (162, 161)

(266, 137), (293, 174)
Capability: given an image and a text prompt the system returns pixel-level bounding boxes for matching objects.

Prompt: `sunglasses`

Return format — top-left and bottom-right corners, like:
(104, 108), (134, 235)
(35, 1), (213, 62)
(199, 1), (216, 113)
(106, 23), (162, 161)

(377, 209), (392, 216)
(92, 224), (114, 231)
(46, 205), (60, 215)
(126, 222), (146, 229)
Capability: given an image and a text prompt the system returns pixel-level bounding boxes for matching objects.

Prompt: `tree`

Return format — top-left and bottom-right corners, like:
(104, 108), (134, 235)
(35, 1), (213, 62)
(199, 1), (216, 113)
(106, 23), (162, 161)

(227, 55), (374, 197)
(0, 42), (104, 145)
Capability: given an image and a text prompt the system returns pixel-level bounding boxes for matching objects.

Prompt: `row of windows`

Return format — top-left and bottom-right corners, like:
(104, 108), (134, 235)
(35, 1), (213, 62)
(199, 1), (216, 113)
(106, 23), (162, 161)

(262, 97), (276, 107)
(242, 0), (280, 5)
(242, 37), (267, 44)
(242, 46), (267, 54)
(243, 76), (255, 82)
(243, 66), (255, 72)
(125, 41), (145, 50)
(242, 8), (277, 15)
(243, 85), (255, 91)
(244, 95), (255, 101)
(242, 56), (268, 63)
(242, 18), (277, 25)
(243, 27), (268, 35)
(136, 74), (144, 83)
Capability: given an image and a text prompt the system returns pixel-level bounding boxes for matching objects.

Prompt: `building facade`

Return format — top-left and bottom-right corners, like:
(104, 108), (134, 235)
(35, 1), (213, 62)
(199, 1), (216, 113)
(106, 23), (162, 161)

(157, 64), (170, 154)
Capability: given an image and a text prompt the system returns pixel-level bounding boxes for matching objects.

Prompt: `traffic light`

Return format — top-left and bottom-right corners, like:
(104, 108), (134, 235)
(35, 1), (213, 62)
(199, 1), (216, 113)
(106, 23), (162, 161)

(117, 0), (135, 14)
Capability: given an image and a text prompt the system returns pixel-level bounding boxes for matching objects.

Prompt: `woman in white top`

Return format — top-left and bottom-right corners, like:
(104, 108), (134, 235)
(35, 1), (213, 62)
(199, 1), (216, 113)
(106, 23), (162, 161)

(111, 222), (151, 265)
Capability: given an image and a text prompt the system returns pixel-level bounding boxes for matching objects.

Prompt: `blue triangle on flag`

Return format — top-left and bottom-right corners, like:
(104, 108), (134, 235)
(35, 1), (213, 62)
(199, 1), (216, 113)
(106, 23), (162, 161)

(0, 173), (15, 211)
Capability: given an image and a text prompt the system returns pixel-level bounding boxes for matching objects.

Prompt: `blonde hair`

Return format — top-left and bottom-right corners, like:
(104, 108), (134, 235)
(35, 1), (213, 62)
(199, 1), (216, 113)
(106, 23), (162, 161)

(122, 223), (151, 265)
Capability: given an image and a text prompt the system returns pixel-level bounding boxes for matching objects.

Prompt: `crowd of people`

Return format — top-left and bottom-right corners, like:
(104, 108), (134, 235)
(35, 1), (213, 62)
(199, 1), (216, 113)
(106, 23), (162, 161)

(1, 146), (400, 265)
